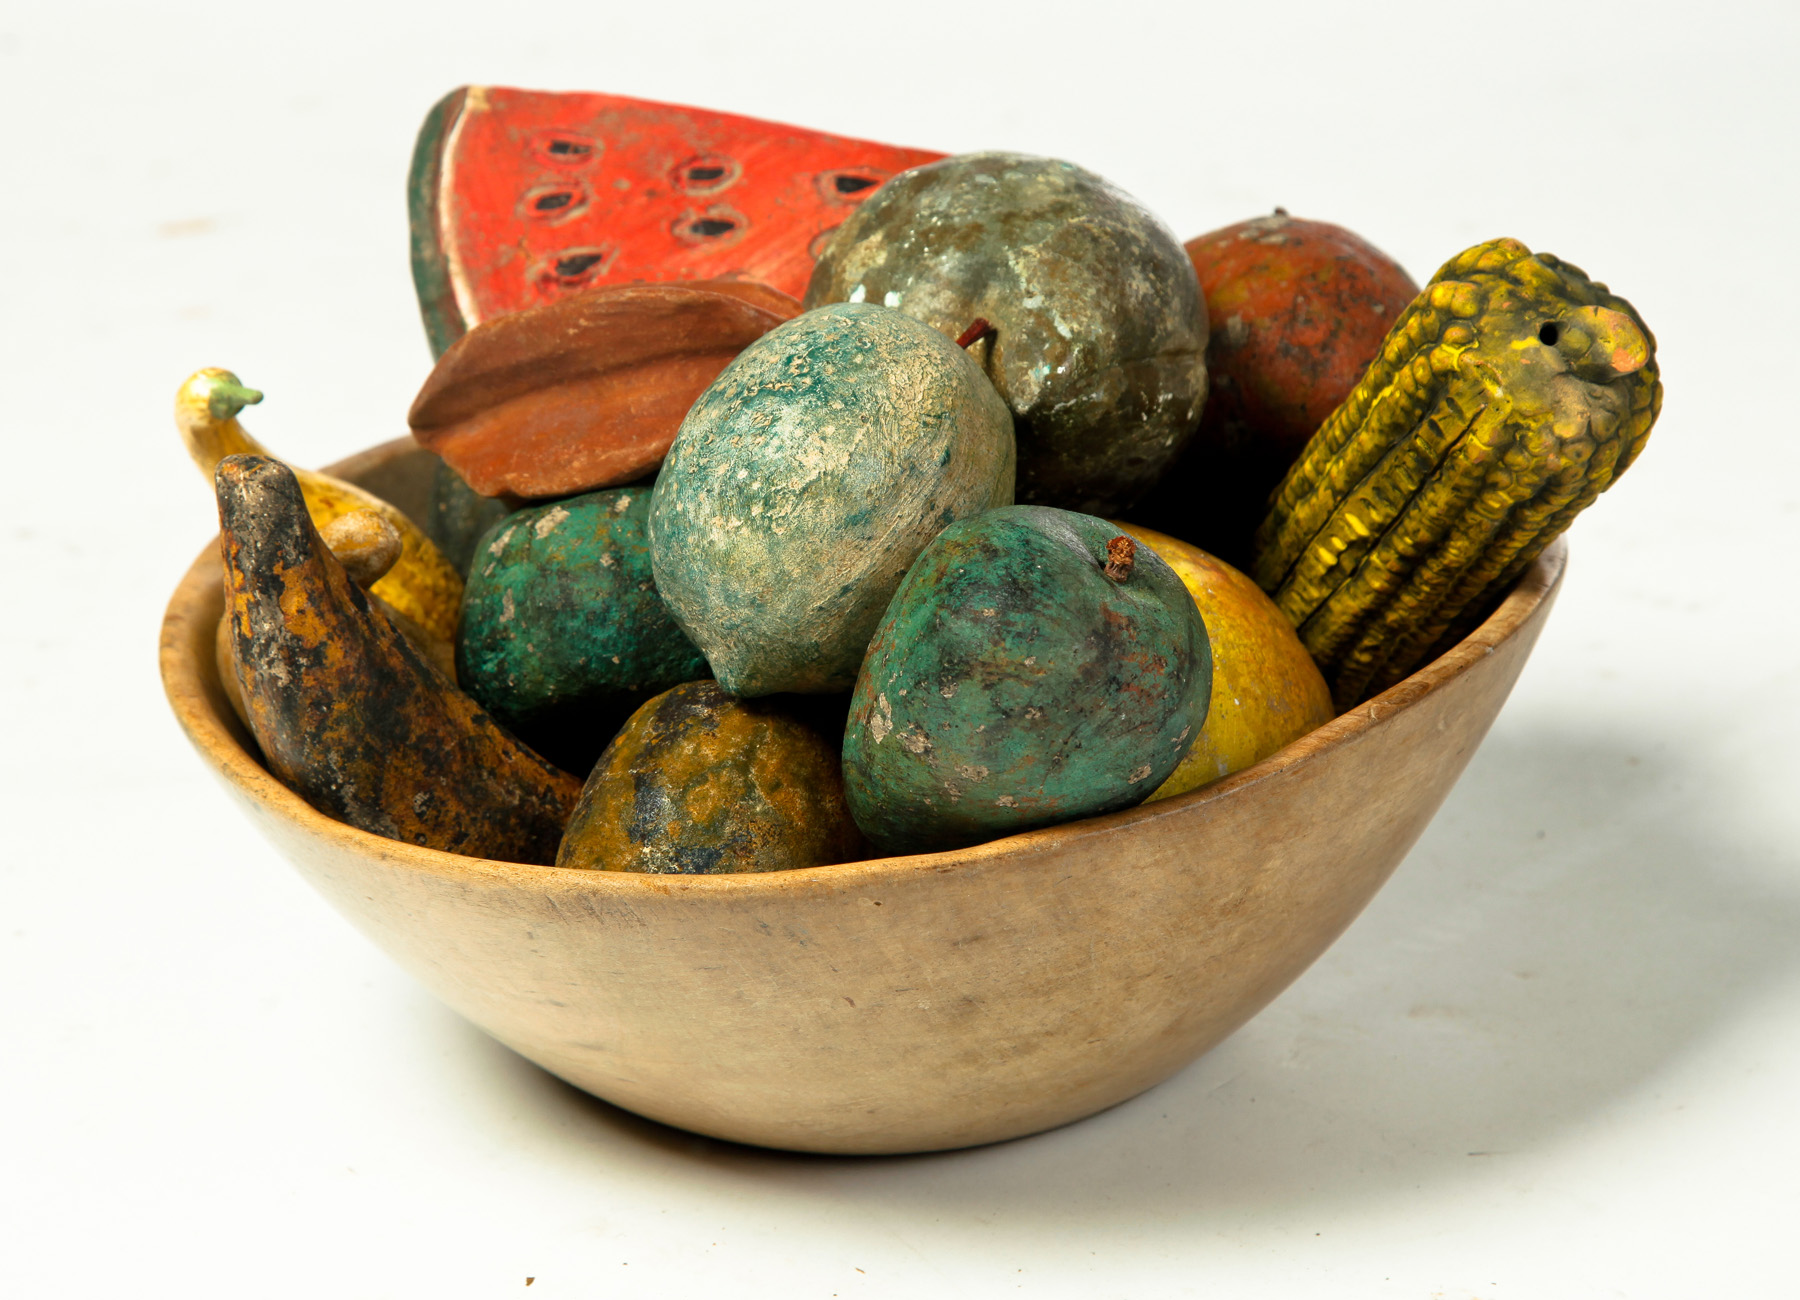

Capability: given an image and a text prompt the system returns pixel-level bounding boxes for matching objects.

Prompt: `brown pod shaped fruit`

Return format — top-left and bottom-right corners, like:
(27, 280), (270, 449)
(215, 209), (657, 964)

(409, 279), (802, 499)
(556, 681), (864, 874)
(216, 455), (581, 864)
(1137, 212), (1417, 565)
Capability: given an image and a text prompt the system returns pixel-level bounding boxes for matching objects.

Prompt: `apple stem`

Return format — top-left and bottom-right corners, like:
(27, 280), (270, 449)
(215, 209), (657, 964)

(956, 318), (995, 349)
(1104, 536), (1136, 583)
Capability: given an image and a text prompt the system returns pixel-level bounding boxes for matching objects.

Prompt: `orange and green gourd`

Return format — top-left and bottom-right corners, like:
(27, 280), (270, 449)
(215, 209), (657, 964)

(556, 681), (864, 874)
(1251, 238), (1661, 708)
(175, 368), (464, 644)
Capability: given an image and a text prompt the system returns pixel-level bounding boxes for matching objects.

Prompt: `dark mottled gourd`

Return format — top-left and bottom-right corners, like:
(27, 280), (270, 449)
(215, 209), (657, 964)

(557, 681), (864, 873)
(648, 301), (1015, 696)
(804, 152), (1208, 516)
(216, 455), (580, 864)
(1252, 237), (1661, 707)
(843, 506), (1210, 854)
(458, 487), (709, 773)
(215, 509), (457, 732)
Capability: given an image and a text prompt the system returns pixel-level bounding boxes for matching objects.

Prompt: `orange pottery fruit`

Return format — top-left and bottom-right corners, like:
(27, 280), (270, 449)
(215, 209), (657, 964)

(1138, 211), (1417, 565)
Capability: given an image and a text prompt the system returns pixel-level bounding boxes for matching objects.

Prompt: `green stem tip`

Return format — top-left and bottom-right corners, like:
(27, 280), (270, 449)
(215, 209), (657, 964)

(207, 375), (265, 422)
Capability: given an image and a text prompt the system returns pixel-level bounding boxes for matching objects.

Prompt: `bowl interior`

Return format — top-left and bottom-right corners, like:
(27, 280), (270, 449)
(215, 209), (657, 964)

(160, 439), (1567, 1154)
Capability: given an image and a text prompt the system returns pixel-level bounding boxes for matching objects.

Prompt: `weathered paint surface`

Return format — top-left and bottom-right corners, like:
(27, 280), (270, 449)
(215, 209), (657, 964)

(843, 506), (1210, 854)
(1136, 212), (1418, 566)
(557, 681), (863, 873)
(216, 455), (580, 865)
(648, 302), (1015, 697)
(408, 86), (945, 356)
(1113, 523), (1334, 800)
(458, 487), (709, 773)
(804, 153), (1207, 516)
(1253, 237), (1661, 706)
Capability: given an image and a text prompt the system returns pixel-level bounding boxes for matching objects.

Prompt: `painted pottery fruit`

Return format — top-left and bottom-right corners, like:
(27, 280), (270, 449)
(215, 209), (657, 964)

(1113, 523), (1333, 800)
(1136, 211), (1419, 565)
(175, 368), (464, 643)
(842, 506), (1210, 854)
(803, 152), (1208, 516)
(409, 86), (943, 356)
(408, 280), (801, 498)
(1255, 237), (1661, 706)
(457, 487), (709, 773)
(557, 681), (864, 873)
(648, 301), (1015, 697)
(215, 455), (580, 864)
(215, 509), (456, 732)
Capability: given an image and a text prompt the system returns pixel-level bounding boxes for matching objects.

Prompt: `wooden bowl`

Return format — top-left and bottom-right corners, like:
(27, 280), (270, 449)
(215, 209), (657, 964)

(160, 439), (1566, 1155)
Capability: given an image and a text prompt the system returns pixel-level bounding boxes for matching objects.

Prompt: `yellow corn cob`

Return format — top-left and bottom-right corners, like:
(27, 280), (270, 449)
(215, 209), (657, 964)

(1251, 238), (1661, 708)
(174, 368), (463, 644)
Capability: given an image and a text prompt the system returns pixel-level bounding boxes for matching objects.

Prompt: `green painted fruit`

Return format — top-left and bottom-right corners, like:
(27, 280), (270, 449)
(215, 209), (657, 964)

(458, 486), (708, 772)
(556, 681), (865, 873)
(842, 506), (1210, 854)
(648, 301), (1014, 697)
(803, 152), (1208, 516)
(1113, 522), (1334, 797)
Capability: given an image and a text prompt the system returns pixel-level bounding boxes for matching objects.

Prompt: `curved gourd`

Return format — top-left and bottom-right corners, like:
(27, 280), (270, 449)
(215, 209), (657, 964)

(176, 367), (464, 643)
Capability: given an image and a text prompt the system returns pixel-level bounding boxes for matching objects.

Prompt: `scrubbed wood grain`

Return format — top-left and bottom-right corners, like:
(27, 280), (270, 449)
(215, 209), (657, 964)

(161, 439), (1567, 1155)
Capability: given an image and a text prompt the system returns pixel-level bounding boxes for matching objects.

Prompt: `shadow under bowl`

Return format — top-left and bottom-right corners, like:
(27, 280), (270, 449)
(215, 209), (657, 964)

(160, 439), (1566, 1155)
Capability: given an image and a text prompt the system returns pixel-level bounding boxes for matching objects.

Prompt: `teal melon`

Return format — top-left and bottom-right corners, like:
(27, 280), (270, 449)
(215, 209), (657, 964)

(648, 302), (1014, 696)
(842, 506), (1210, 854)
(458, 487), (708, 771)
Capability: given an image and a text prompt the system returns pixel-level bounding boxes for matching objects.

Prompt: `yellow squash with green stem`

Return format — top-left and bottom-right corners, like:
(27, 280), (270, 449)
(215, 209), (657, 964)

(175, 367), (463, 643)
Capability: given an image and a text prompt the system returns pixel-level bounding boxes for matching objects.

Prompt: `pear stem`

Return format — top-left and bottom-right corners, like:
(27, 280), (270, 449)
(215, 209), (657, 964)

(1104, 536), (1136, 583)
(955, 318), (995, 349)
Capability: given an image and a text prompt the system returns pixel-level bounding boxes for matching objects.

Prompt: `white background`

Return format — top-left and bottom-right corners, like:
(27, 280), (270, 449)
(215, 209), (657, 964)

(3, 2), (1797, 1295)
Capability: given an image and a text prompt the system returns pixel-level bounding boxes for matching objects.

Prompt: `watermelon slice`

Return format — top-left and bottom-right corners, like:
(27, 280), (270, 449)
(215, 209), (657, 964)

(409, 86), (944, 357)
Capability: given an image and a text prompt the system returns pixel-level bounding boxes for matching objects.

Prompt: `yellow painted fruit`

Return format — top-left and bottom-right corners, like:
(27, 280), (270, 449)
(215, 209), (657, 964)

(1114, 523), (1334, 800)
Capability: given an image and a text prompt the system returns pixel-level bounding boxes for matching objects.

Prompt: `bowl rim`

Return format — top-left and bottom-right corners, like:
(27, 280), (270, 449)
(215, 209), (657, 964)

(160, 439), (1568, 898)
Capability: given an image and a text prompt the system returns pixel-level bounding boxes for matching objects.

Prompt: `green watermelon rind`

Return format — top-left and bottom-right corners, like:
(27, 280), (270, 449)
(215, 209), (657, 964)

(409, 87), (469, 360)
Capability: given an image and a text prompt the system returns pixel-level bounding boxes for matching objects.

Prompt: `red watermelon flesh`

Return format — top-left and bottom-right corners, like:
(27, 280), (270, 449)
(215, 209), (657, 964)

(409, 86), (944, 357)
